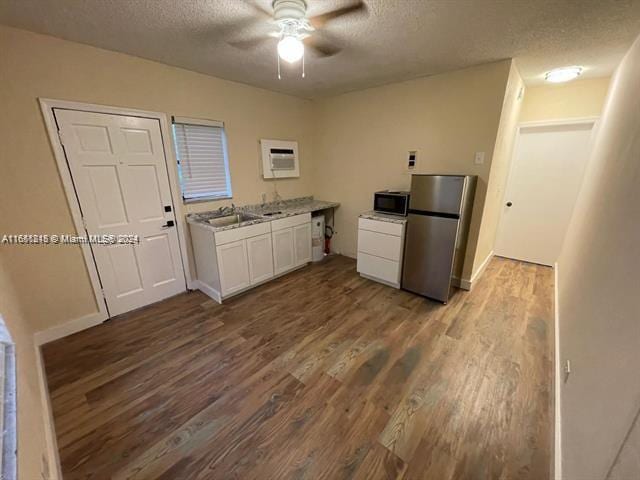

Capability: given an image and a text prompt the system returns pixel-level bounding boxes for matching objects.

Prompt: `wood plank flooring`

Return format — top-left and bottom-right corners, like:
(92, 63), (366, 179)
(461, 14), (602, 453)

(43, 255), (553, 479)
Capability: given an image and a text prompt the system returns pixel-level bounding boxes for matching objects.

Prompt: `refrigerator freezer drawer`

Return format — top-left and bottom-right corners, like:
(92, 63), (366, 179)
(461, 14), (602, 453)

(357, 252), (401, 287)
(357, 229), (403, 262)
(402, 213), (460, 302)
(409, 175), (466, 215)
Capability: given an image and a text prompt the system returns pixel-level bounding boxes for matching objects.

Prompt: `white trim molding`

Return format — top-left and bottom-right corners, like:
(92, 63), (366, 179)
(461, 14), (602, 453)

(554, 261), (562, 480)
(34, 312), (104, 346)
(35, 343), (62, 480)
(458, 251), (494, 291)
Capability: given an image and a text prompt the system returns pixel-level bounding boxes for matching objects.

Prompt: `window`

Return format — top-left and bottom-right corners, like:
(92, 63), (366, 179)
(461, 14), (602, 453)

(172, 116), (232, 202)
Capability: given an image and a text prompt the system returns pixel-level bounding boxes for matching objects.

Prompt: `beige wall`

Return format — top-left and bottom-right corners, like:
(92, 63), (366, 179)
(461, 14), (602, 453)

(558, 34), (640, 479)
(312, 60), (513, 279)
(470, 62), (524, 276)
(0, 25), (315, 333)
(0, 252), (51, 479)
(520, 77), (610, 123)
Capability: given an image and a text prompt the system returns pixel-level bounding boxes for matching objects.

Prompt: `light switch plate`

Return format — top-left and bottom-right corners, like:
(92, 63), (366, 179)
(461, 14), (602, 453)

(474, 152), (485, 165)
(408, 150), (417, 170)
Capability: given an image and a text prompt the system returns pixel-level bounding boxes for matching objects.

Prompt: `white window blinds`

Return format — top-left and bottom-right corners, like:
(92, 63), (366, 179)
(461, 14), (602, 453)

(172, 117), (232, 201)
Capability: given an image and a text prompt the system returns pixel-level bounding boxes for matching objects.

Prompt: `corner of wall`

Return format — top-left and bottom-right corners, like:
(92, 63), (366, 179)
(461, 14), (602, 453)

(467, 59), (525, 280)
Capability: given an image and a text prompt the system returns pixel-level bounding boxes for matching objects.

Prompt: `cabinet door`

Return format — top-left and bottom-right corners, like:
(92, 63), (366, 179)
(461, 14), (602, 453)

(272, 228), (295, 275)
(293, 222), (312, 266)
(247, 233), (274, 285)
(216, 240), (250, 296)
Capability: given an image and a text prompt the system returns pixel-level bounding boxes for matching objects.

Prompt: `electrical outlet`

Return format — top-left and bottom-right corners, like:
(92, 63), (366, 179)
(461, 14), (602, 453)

(408, 150), (417, 170)
(474, 152), (485, 165)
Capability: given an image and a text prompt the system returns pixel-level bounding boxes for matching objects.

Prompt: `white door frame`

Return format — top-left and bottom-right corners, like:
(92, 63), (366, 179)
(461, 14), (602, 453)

(39, 98), (194, 322)
(494, 116), (599, 263)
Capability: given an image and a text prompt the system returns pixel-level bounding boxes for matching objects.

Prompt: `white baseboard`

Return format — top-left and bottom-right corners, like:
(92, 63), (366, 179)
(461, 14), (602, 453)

(359, 273), (400, 289)
(457, 251), (494, 291)
(554, 262), (562, 480)
(193, 280), (222, 304)
(35, 343), (61, 480)
(34, 312), (105, 346)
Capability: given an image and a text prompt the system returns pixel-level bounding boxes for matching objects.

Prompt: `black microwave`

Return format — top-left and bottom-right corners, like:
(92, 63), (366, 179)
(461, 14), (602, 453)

(373, 190), (410, 216)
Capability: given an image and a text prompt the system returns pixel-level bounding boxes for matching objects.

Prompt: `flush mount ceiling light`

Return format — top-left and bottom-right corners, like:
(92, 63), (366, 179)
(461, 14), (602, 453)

(545, 66), (583, 83)
(227, 0), (367, 79)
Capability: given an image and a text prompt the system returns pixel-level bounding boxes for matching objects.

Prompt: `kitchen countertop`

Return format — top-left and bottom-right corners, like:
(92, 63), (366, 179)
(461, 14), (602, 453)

(187, 196), (340, 233)
(359, 210), (408, 224)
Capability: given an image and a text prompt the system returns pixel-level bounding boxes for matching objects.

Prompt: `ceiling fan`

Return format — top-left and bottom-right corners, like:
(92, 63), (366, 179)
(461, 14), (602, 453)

(228, 0), (367, 78)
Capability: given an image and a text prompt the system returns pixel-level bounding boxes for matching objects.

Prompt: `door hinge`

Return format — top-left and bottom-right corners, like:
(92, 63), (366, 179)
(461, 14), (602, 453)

(57, 129), (66, 146)
(81, 216), (88, 230)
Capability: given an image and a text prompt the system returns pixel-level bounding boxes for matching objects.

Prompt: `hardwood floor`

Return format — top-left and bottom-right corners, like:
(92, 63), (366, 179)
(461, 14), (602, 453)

(43, 255), (553, 479)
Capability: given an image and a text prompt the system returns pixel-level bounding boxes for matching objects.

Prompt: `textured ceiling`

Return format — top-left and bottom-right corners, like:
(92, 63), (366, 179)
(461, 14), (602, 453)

(1, 0), (640, 98)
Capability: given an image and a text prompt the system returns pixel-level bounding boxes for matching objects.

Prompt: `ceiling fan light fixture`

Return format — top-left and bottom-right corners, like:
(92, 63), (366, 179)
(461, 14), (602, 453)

(277, 35), (304, 63)
(545, 66), (583, 83)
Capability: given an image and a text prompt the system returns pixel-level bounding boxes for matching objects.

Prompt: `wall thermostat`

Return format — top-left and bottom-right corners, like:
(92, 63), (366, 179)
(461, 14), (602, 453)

(408, 151), (417, 170)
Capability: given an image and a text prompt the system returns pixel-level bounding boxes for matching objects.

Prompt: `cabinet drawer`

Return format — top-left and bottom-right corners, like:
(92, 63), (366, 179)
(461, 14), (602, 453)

(358, 217), (404, 237)
(357, 229), (402, 261)
(271, 213), (311, 232)
(357, 252), (401, 285)
(215, 221), (271, 245)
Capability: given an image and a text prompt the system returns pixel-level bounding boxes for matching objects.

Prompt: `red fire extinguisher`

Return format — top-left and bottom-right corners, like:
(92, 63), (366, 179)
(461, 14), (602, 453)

(324, 226), (334, 255)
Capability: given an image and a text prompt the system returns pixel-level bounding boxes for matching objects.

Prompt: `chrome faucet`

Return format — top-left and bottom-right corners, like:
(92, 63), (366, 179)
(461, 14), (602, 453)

(215, 204), (235, 216)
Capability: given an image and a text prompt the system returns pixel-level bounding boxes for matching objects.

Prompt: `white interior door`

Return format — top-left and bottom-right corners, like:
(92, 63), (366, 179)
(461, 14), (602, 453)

(55, 109), (185, 316)
(495, 121), (595, 266)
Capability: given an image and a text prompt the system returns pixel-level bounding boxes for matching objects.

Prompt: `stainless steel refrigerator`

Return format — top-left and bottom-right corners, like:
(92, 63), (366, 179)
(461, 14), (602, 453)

(402, 175), (477, 303)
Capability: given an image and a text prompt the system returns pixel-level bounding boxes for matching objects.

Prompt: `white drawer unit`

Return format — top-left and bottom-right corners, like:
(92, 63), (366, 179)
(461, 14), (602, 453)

(357, 217), (406, 288)
(357, 229), (402, 262)
(358, 217), (404, 237)
(357, 252), (401, 286)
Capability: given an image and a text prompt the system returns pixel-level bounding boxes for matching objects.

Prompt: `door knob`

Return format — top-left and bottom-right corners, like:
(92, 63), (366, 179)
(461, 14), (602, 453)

(161, 220), (175, 228)
(506, 202), (513, 207)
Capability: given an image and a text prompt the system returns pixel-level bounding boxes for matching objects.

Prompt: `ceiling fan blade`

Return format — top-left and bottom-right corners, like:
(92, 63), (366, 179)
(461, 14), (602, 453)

(228, 36), (272, 50)
(304, 35), (342, 57)
(308, 1), (367, 29)
(245, 0), (272, 19)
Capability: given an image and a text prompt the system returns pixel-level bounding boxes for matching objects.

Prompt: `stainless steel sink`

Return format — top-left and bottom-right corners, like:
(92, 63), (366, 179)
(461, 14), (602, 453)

(208, 213), (258, 227)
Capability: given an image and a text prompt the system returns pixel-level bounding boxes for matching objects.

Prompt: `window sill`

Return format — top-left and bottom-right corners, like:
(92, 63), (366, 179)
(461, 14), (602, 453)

(183, 196), (233, 205)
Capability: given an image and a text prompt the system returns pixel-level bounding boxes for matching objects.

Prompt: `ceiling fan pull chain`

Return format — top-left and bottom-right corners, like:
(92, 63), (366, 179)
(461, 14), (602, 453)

(302, 51), (305, 78)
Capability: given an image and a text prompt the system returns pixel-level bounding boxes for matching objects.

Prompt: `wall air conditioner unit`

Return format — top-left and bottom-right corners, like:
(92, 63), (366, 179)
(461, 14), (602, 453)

(261, 139), (299, 179)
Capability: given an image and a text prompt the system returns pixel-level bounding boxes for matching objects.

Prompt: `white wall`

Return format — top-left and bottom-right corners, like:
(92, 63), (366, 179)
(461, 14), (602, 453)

(557, 34), (640, 480)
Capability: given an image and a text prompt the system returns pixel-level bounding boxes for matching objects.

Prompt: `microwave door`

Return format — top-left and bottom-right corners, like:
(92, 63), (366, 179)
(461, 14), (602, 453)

(375, 195), (395, 213)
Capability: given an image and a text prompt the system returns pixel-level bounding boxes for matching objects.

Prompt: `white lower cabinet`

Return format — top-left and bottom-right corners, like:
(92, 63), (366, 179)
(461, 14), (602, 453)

(272, 213), (312, 275)
(191, 212), (312, 303)
(293, 222), (312, 266)
(272, 228), (295, 275)
(216, 239), (250, 296)
(246, 233), (274, 284)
